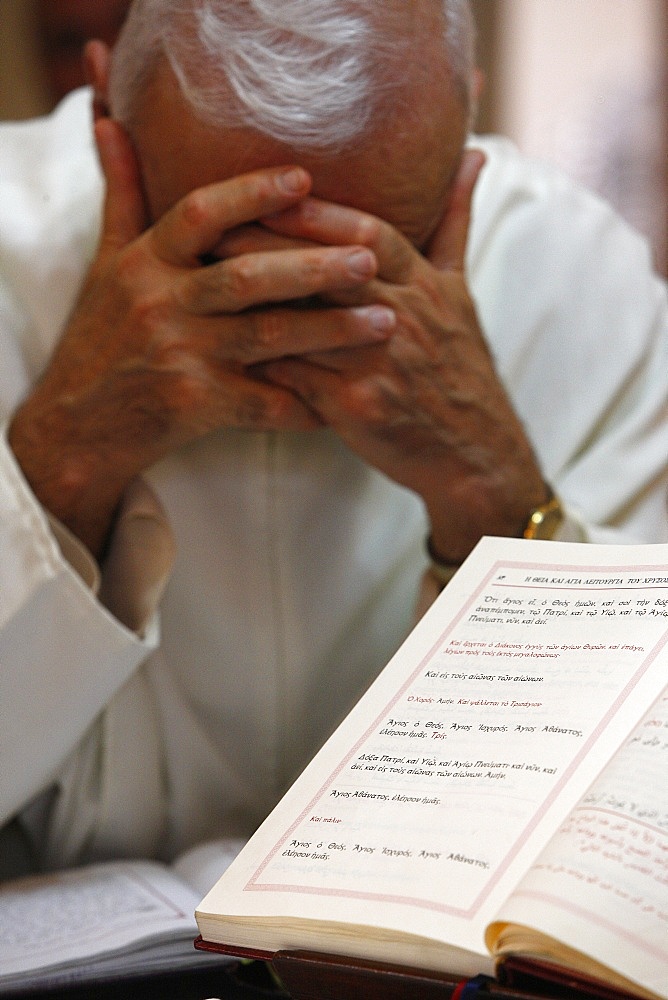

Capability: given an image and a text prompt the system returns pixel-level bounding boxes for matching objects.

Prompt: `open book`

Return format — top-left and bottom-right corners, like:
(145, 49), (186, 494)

(0, 838), (243, 995)
(195, 537), (668, 1000)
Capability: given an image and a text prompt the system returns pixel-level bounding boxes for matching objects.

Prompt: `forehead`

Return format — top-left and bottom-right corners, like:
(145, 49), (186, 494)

(129, 60), (467, 247)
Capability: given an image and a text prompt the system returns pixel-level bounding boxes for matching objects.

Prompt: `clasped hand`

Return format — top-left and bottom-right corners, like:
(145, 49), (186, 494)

(9, 119), (547, 560)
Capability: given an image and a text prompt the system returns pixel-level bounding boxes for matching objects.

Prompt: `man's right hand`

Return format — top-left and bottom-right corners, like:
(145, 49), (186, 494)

(8, 118), (392, 557)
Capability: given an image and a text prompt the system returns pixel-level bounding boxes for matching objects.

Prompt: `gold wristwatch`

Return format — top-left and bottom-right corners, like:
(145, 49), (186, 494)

(522, 493), (564, 540)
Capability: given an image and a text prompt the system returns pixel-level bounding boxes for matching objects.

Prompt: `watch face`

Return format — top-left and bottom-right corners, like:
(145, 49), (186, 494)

(524, 498), (564, 540)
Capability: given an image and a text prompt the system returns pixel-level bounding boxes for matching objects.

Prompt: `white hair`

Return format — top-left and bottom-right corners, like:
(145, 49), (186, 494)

(109, 0), (475, 153)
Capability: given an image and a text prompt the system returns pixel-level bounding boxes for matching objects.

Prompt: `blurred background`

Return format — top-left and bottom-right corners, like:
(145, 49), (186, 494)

(471, 0), (667, 276)
(1, 0), (666, 273)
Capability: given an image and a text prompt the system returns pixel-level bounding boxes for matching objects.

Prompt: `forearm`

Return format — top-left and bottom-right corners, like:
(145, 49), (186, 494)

(419, 384), (551, 565)
(7, 372), (155, 559)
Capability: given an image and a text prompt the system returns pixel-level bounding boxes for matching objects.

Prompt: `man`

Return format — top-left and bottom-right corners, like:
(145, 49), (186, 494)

(0, 0), (666, 876)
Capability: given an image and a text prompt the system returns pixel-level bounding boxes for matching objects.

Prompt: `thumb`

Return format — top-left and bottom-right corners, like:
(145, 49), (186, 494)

(427, 148), (486, 272)
(94, 117), (148, 253)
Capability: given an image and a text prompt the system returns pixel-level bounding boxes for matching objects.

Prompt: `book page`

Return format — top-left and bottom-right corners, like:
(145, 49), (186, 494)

(0, 860), (214, 991)
(198, 538), (668, 973)
(173, 837), (248, 898)
(489, 687), (668, 999)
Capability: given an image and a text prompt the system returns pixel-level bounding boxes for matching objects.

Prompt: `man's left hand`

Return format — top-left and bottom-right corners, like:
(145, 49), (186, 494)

(256, 150), (550, 563)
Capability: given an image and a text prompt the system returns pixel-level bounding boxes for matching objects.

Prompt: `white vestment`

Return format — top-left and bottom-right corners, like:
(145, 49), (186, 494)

(0, 90), (666, 874)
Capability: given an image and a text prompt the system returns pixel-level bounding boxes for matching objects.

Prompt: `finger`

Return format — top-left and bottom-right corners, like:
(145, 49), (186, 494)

(426, 148), (486, 272)
(213, 222), (316, 260)
(263, 198), (378, 246)
(263, 199), (416, 284)
(151, 167), (312, 266)
(274, 342), (381, 373)
(83, 40), (112, 121)
(203, 368), (322, 431)
(177, 302), (396, 364)
(94, 117), (148, 252)
(180, 245), (379, 315)
(260, 357), (345, 423)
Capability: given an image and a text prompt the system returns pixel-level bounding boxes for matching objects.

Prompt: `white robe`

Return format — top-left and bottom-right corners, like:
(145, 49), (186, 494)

(0, 89), (666, 873)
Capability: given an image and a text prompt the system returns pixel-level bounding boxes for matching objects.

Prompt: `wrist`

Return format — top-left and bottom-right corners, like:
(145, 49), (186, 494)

(426, 488), (565, 586)
(8, 407), (124, 559)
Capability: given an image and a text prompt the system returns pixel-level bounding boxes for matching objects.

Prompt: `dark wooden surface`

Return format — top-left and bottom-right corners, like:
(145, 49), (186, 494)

(9, 951), (633, 1000)
(270, 952), (555, 1000)
(0, 960), (286, 1000)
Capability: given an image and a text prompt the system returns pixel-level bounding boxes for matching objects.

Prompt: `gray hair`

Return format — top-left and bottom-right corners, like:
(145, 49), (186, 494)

(109, 0), (475, 153)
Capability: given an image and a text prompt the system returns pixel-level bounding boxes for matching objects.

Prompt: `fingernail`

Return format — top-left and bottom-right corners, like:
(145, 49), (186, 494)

(354, 305), (396, 333)
(346, 249), (376, 279)
(277, 168), (308, 194)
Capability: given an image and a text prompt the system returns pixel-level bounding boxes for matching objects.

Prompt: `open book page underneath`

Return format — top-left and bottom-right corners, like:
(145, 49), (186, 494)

(494, 931), (661, 1000)
(488, 689), (668, 1000)
(0, 859), (231, 993)
(197, 538), (668, 981)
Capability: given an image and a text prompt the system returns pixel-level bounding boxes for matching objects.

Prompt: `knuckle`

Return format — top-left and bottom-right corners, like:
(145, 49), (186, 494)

(343, 379), (391, 425)
(178, 189), (211, 232)
(146, 330), (186, 371)
(167, 370), (208, 416)
(161, 363), (234, 433)
(300, 252), (329, 286)
(309, 252), (351, 290)
(230, 309), (286, 363)
(262, 390), (305, 427)
(220, 256), (257, 307)
(108, 246), (180, 338)
(357, 214), (383, 246)
(130, 293), (173, 341)
(253, 173), (280, 203)
(180, 257), (258, 314)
